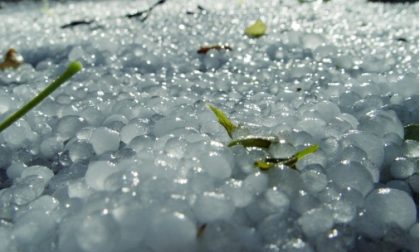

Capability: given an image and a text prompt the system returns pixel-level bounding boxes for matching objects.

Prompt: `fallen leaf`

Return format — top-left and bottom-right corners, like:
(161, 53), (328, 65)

(196, 223), (207, 238)
(197, 45), (232, 54)
(244, 19), (267, 38)
(61, 20), (95, 29)
(0, 48), (23, 70)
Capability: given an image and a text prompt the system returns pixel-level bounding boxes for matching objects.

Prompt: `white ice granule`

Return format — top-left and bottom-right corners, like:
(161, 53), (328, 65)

(361, 188), (417, 237)
(56, 115), (86, 141)
(146, 211), (196, 252)
(326, 162), (374, 196)
(389, 157), (416, 179)
(300, 168), (328, 193)
(90, 127), (120, 155)
(297, 207), (334, 238)
(76, 214), (121, 252)
(193, 191), (235, 222)
(199, 151), (233, 180)
(85, 160), (119, 191)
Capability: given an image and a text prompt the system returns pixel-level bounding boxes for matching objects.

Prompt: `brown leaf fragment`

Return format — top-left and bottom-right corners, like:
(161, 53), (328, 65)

(197, 223), (207, 238)
(0, 48), (23, 70)
(197, 45), (232, 54)
(125, 0), (166, 21)
(61, 20), (94, 29)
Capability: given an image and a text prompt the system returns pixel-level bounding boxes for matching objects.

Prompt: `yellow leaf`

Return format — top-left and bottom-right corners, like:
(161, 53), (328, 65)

(244, 19), (267, 38)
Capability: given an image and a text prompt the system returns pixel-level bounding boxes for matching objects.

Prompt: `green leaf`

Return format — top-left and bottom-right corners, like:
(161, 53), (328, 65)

(208, 104), (237, 138)
(228, 136), (276, 148)
(255, 160), (275, 170)
(404, 124), (419, 141)
(294, 144), (319, 160)
(244, 19), (267, 38)
(254, 144), (319, 170)
(0, 61), (83, 133)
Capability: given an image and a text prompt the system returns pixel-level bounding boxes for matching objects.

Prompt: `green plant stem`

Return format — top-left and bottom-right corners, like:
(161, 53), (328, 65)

(0, 61), (82, 133)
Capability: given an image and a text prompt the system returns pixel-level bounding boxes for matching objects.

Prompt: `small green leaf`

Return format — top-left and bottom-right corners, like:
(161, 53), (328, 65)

(254, 145), (319, 170)
(244, 19), (267, 38)
(404, 124), (419, 141)
(208, 104), (237, 138)
(255, 160), (275, 170)
(228, 136), (276, 148)
(294, 144), (319, 160)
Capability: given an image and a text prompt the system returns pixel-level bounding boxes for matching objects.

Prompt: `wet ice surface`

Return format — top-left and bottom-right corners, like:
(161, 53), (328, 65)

(0, 0), (418, 251)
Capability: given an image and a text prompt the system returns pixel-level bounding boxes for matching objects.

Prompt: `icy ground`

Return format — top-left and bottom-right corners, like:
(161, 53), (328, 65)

(0, 0), (418, 251)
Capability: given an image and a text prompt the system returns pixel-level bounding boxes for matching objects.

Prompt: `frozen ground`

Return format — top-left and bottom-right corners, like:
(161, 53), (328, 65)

(0, 0), (418, 251)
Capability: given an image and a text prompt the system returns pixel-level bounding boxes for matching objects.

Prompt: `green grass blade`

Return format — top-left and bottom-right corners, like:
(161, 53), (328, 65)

(404, 124), (419, 141)
(255, 160), (275, 170)
(228, 136), (276, 148)
(0, 61), (83, 133)
(294, 144), (319, 160)
(208, 104), (237, 138)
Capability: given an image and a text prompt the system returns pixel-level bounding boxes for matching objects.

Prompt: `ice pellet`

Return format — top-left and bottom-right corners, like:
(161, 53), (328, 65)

(90, 127), (120, 155)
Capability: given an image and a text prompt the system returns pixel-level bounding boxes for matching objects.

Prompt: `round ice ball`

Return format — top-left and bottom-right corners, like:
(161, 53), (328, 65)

(407, 174), (419, 193)
(386, 180), (412, 195)
(297, 207), (334, 238)
(365, 188), (416, 232)
(40, 136), (63, 158)
(68, 140), (94, 163)
(243, 172), (268, 195)
(403, 140), (419, 159)
(193, 191), (235, 222)
(389, 73), (419, 99)
(76, 214), (121, 252)
(56, 115), (87, 141)
(199, 151), (233, 180)
(342, 131), (384, 168)
(20, 165), (54, 184)
(300, 169), (328, 193)
(389, 157), (415, 179)
(12, 210), (56, 246)
(90, 127), (120, 155)
(146, 211), (196, 252)
(2, 119), (36, 149)
(120, 122), (147, 144)
(85, 160), (120, 191)
(222, 179), (253, 208)
(112, 206), (150, 249)
(326, 161), (374, 196)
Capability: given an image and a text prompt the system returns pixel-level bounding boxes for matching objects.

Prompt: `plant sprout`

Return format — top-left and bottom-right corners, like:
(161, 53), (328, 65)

(0, 61), (83, 133)
(255, 144), (320, 170)
(208, 104), (319, 170)
(208, 104), (237, 138)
